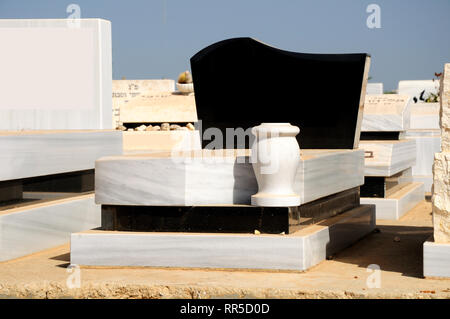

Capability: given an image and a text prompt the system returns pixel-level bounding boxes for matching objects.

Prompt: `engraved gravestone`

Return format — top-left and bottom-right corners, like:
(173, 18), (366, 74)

(361, 94), (411, 132)
(190, 37), (370, 149)
(112, 79), (175, 127)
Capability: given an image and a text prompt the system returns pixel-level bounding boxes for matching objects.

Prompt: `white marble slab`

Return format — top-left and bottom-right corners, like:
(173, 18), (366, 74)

(0, 130), (122, 181)
(70, 204), (375, 271)
(398, 80), (440, 103)
(404, 129), (441, 193)
(366, 83), (383, 95)
(95, 149), (364, 206)
(361, 182), (424, 220)
(297, 150), (364, 204)
(409, 103), (440, 130)
(359, 140), (416, 177)
(406, 134), (441, 176)
(119, 92), (197, 124)
(0, 194), (100, 261)
(0, 19), (112, 130)
(423, 238), (450, 278)
(361, 95), (411, 132)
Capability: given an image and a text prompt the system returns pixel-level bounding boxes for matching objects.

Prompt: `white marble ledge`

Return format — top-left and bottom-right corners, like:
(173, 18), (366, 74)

(361, 94), (411, 132)
(0, 193), (100, 262)
(403, 129), (441, 138)
(95, 149), (364, 206)
(359, 140), (416, 177)
(70, 204), (375, 271)
(423, 238), (450, 278)
(0, 130), (122, 181)
(361, 182), (424, 220)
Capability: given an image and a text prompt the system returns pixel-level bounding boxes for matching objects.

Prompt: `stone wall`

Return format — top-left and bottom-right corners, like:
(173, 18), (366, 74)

(440, 64), (450, 151)
(433, 63), (450, 243)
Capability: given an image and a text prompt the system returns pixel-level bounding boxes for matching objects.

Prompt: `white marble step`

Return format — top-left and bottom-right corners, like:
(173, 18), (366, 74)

(95, 149), (364, 206)
(70, 204), (375, 271)
(361, 182), (424, 220)
(0, 193), (100, 262)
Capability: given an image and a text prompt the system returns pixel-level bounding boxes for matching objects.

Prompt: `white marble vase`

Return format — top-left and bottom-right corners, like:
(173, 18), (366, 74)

(250, 123), (301, 207)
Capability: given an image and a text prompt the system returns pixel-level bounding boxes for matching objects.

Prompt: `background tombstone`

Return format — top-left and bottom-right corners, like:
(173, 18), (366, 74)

(112, 79), (175, 128)
(190, 37), (370, 149)
(0, 19), (112, 130)
(361, 94), (411, 132)
(398, 80), (440, 103)
(366, 83), (384, 95)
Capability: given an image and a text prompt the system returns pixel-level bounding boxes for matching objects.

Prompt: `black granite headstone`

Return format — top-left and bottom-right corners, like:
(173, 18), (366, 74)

(190, 37), (370, 149)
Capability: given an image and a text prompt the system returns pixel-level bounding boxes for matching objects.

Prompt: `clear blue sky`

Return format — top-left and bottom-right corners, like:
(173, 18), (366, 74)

(0, 0), (449, 91)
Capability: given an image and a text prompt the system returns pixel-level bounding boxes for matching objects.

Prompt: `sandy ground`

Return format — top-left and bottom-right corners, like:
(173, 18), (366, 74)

(0, 199), (449, 299)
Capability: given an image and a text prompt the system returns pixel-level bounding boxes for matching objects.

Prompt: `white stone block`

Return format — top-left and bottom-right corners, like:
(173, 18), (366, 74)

(359, 140), (416, 177)
(404, 130), (441, 177)
(112, 80), (175, 127)
(95, 149), (364, 206)
(119, 92), (197, 124)
(366, 83), (383, 95)
(361, 182), (424, 220)
(0, 194), (100, 262)
(409, 103), (440, 130)
(432, 152), (450, 243)
(0, 130), (122, 181)
(361, 95), (411, 132)
(423, 238), (450, 278)
(0, 19), (112, 130)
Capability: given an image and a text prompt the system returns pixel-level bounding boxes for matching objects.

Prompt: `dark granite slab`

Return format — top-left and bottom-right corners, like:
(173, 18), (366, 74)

(190, 37), (370, 149)
(101, 188), (360, 234)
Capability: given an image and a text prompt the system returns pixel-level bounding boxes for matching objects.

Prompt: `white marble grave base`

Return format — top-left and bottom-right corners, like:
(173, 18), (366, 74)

(359, 140), (416, 177)
(70, 204), (375, 271)
(423, 238), (450, 278)
(0, 130), (122, 181)
(95, 149), (364, 206)
(0, 194), (100, 262)
(361, 182), (424, 220)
